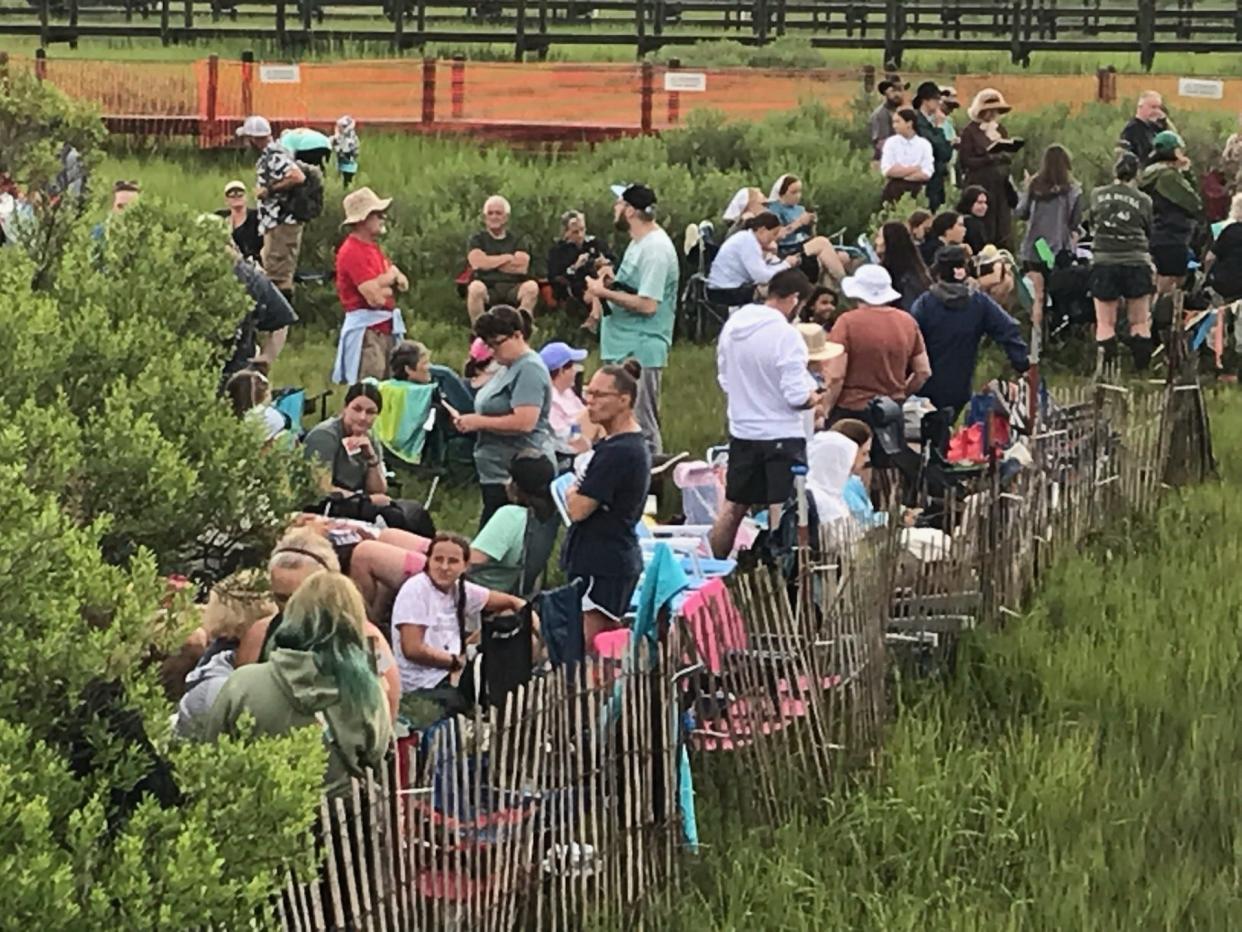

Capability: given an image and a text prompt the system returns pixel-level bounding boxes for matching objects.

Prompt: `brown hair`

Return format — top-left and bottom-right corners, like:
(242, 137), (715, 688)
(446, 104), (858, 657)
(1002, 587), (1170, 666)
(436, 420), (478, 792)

(830, 418), (873, 447)
(1028, 143), (1075, 199)
(599, 359), (641, 405)
(428, 531), (471, 564)
(224, 368), (270, 418)
(777, 174), (800, 197)
(743, 210), (782, 231)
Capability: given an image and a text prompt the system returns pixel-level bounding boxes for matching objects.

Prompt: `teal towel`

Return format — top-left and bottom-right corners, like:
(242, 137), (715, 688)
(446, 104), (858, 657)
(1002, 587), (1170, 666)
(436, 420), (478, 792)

(376, 381), (435, 464)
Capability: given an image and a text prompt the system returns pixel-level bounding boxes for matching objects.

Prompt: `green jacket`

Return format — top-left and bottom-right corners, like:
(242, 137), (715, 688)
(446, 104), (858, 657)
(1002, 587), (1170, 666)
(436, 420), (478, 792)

(914, 109), (954, 173)
(205, 648), (392, 797)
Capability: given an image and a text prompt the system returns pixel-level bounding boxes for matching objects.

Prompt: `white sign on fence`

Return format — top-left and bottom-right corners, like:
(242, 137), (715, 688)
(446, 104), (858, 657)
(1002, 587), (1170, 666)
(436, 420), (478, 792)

(260, 64), (302, 84)
(664, 71), (707, 93)
(1177, 77), (1223, 100)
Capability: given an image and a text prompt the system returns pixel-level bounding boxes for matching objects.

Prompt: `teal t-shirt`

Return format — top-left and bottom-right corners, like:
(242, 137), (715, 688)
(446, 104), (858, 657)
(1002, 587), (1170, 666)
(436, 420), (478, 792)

(471, 349), (555, 484)
(767, 200), (809, 250)
(468, 504), (527, 594)
(600, 227), (679, 369)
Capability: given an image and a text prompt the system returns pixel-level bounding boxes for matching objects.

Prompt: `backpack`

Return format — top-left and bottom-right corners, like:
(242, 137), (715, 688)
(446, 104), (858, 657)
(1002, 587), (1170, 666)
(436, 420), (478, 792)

(287, 162), (324, 223)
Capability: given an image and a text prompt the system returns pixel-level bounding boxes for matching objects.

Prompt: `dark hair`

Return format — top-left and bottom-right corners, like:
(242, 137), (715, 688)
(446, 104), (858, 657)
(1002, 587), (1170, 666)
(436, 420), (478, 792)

(830, 418), (873, 447)
(1114, 150), (1140, 183)
(880, 221), (931, 290)
(777, 174), (800, 197)
(344, 382), (383, 415)
(473, 304), (533, 343)
(224, 369), (269, 418)
(955, 186), (988, 215)
(767, 267), (815, 301)
(1029, 143), (1075, 199)
(428, 531), (471, 564)
(931, 211), (962, 240)
(799, 285), (836, 322)
(389, 340), (429, 380)
(598, 359), (641, 405)
(113, 179), (141, 194)
(908, 209), (932, 232)
(743, 210), (782, 232)
(506, 451), (557, 521)
(895, 107), (919, 126)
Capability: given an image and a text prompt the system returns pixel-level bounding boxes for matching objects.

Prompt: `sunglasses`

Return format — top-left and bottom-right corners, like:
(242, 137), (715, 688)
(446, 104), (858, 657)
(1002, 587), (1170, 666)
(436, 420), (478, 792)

(225, 189), (246, 197)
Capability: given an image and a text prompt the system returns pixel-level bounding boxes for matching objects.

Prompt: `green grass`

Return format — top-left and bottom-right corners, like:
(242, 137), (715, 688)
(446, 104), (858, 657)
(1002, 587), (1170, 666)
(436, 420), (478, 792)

(646, 395), (1242, 930)
(10, 29), (1242, 74)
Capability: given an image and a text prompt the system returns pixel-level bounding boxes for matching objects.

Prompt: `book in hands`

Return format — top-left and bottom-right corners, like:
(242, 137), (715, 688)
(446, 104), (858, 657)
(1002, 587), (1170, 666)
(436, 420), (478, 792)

(988, 137), (1025, 154)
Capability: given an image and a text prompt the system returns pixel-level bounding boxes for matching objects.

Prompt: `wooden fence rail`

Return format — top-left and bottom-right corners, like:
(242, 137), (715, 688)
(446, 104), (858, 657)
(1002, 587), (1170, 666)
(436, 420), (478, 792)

(4, 0), (1242, 67)
(269, 365), (1211, 931)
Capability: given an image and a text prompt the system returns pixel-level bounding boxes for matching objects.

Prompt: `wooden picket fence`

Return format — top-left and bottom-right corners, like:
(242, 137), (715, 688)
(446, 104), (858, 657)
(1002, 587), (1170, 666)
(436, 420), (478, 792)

(273, 370), (1212, 932)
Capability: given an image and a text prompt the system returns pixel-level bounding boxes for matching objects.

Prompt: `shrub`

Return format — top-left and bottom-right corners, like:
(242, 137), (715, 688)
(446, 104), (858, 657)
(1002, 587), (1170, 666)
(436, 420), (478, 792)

(0, 73), (326, 928)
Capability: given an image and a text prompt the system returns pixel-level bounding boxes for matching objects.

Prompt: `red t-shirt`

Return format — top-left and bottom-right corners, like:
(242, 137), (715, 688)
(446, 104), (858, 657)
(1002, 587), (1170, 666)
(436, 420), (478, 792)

(335, 233), (394, 332)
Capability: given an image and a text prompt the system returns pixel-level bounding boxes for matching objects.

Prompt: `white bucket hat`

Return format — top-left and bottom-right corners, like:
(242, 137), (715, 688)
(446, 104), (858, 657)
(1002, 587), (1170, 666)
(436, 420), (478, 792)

(235, 115), (272, 138)
(342, 186), (393, 226)
(841, 264), (903, 306)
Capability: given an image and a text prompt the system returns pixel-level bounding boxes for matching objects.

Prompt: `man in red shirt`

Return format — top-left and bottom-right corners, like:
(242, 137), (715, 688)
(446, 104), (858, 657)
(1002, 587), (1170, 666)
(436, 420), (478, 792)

(336, 186), (409, 380)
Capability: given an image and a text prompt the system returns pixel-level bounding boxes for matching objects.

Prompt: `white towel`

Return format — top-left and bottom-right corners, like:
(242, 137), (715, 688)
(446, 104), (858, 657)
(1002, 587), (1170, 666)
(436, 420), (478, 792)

(331, 308), (407, 384)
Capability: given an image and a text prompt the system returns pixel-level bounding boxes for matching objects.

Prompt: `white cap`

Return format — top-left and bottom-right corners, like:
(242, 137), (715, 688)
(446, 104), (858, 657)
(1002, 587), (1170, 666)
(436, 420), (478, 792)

(841, 264), (903, 306)
(235, 115), (272, 138)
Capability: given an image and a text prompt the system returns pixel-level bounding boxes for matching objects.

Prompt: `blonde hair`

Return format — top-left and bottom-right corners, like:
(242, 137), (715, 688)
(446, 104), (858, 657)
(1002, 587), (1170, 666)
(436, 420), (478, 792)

(1230, 193), (1242, 223)
(202, 570), (275, 641)
(283, 571), (367, 638)
(269, 527), (341, 574)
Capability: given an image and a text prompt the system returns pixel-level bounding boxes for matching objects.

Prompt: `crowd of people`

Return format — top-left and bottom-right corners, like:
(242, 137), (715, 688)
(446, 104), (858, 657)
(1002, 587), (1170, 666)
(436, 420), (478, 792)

(13, 80), (1231, 799)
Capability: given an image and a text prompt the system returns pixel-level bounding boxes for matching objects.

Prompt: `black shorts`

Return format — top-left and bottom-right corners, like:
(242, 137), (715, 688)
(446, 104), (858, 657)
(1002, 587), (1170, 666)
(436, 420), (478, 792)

(1021, 260), (1049, 276)
(575, 575), (638, 622)
(1090, 263), (1154, 302)
(725, 436), (807, 506)
(1150, 245), (1190, 278)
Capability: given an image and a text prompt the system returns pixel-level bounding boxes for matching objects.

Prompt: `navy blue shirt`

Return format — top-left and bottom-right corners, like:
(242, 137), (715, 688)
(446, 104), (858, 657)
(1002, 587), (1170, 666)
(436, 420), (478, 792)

(562, 431), (651, 579)
(910, 285), (1030, 412)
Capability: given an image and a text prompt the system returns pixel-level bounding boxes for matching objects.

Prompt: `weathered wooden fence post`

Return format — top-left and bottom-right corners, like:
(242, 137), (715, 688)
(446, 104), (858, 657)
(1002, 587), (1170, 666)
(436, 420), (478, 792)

(421, 57), (436, 124)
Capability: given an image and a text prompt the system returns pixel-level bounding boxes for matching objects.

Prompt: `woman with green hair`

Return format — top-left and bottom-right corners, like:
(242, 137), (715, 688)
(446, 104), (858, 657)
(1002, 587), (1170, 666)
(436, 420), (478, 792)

(205, 571), (392, 796)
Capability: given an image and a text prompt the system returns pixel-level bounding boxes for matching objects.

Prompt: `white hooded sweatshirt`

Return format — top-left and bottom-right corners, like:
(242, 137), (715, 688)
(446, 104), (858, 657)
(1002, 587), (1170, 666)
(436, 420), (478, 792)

(717, 302), (817, 441)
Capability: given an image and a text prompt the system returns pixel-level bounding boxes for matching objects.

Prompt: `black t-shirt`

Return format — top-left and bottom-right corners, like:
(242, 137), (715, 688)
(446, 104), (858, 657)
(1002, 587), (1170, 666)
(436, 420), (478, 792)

(1211, 223), (1242, 299)
(216, 207), (263, 262)
(563, 431), (651, 579)
(963, 215), (988, 254)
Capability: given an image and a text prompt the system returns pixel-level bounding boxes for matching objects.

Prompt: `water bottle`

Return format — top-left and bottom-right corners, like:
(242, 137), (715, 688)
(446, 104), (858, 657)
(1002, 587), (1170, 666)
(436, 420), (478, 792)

(569, 422), (582, 448)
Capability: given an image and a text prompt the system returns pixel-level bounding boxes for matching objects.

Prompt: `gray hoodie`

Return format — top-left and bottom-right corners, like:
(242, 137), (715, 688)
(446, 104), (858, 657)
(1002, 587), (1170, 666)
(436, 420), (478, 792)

(175, 648), (237, 741)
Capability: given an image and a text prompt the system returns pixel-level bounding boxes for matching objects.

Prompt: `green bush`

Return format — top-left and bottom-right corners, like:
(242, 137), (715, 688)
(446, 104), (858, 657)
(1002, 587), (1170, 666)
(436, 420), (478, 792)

(1, 73), (327, 928)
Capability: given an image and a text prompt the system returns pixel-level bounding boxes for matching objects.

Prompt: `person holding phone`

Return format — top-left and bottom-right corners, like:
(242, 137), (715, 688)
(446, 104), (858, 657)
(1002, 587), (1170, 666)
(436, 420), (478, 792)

(304, 383), (390, 503)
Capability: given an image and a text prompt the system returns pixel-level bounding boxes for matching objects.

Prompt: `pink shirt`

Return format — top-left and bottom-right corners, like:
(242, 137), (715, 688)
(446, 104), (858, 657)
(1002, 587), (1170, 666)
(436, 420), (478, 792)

(549, 386), (586, 443)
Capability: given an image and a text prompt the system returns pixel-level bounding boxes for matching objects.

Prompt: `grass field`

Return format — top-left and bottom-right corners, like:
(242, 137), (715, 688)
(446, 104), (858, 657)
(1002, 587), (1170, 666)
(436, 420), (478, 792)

(647, 392), (1242, 930)
(10, 31), (1242, 76)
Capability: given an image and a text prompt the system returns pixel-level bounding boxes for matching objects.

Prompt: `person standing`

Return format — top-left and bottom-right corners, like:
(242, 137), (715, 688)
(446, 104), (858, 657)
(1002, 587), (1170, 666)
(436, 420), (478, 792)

(880, 108), (935, 205)
(216, 180), (262, 262)
(332, 186), (409, 383)
(910, 245), (1029, 420)
(584, 183), (679, 456)
(331, 115), (361, 188)
(453, 306), (556, 529)
(823, 265), (931, 424)
(1087, 152), (1156, 371)
(236, 115), (306, 305)
(1119, 91), (1170, 168)
(709, 269), (825, 558)
(563, 363), (652, 652)
(869, 78), (906, 160)
(958, 88), (1017, 251)
(912, 82), (955, 210)
(1138, 130), (1203, 298)
(1015, 144), (1083, 325)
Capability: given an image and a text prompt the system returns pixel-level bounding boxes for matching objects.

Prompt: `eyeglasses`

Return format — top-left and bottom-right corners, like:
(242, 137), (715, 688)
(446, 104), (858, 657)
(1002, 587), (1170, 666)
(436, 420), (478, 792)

(484, 334), (515, 351)
(583, 389), (621, 400)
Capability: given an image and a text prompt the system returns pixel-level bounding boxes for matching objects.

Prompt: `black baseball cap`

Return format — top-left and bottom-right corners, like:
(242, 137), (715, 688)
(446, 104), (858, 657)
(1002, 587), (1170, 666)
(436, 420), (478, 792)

(913, 81), (942, 104)
(610, 183), (657, 212)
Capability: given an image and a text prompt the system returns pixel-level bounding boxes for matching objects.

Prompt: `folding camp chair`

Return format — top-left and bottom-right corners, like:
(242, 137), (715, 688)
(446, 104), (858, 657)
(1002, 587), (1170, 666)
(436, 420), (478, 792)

(271, 386), (332, 441)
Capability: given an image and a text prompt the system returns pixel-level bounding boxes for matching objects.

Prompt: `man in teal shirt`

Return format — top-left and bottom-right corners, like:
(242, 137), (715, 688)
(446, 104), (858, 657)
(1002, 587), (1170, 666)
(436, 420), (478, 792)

(585, 183), (679, 454)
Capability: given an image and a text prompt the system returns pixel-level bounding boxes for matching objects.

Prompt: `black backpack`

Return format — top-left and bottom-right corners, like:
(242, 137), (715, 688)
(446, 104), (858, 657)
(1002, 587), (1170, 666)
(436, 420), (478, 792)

(287, 162), (324, 223)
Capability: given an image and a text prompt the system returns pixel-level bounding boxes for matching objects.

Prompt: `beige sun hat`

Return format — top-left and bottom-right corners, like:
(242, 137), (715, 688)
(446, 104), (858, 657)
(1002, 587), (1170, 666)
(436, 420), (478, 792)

(341, 186), (393, 226)
(798, 323), (845, 363)
(968, 87), (1013, 120)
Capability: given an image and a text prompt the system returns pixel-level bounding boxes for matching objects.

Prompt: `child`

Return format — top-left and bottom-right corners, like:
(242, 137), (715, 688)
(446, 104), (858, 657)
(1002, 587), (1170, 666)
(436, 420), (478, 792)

(331, 115), (360, 188)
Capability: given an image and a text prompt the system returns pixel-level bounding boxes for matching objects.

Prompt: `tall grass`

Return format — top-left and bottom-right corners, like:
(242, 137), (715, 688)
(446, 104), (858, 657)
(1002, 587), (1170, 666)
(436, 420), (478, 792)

(651, 395), (1242, 930)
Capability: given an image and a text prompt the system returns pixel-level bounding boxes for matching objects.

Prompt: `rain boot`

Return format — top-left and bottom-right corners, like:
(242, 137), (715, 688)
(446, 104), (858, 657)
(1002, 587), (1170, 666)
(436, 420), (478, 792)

(1129, 336), (1154, 372)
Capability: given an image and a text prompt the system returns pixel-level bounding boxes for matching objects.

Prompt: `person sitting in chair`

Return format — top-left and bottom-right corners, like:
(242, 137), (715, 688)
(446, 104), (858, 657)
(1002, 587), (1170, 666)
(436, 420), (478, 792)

(705, 211), (801, 308)
(547, 209), (614, 328)
(389, 339), (432, 383)
(469, 452), (560, 597)
(465, 195), (539, 324)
